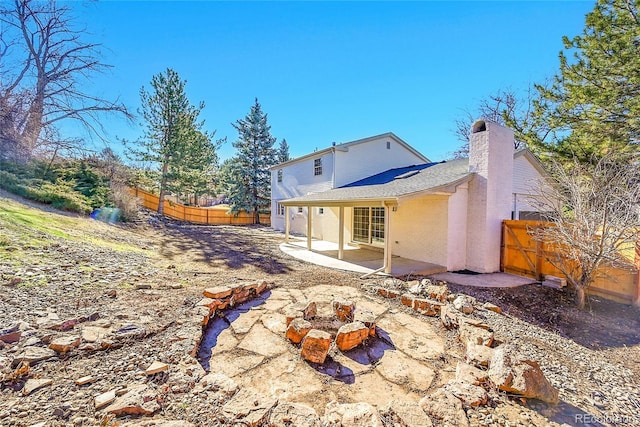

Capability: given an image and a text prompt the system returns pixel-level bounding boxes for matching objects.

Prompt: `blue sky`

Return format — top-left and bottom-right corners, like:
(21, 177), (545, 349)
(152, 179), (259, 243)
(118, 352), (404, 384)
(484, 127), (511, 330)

(67, 0), (595, 162)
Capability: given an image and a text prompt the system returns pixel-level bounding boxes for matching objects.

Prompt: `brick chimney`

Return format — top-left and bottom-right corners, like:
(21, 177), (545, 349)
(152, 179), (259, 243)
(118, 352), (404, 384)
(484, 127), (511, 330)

(466, 120), (514, 273)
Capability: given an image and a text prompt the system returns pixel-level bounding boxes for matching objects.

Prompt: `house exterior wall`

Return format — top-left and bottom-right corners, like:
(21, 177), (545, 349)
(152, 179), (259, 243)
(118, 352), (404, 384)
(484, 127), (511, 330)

(447, 183), (468, 271)
(271, 151), (335, 231)
(391, 195), (449, 266)
(512, 154), (547, 219)
(466, 121), (514, 273)
(333, 137), (426, 187)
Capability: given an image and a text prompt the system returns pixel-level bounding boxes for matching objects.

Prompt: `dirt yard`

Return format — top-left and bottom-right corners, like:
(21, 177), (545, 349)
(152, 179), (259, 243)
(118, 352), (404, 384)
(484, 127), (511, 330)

(0, 190), (639, 426)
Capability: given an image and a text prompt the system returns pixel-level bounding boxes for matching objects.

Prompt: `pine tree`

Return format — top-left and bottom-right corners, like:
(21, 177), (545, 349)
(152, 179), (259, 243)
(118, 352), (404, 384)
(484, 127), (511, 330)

(535, 0), (640, 161)
(126, 68), (218, 213)
(228, 98), (277, 223)
(277, 138), (290, 163)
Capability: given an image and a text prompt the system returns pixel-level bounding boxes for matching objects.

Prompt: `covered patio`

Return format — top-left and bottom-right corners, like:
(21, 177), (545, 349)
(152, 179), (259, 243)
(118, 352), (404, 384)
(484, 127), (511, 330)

(280, 237), (446, 277)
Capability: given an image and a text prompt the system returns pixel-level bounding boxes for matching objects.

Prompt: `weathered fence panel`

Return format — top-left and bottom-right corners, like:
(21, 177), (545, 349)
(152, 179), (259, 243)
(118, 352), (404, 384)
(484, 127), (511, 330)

(501, 220), (640, 305)
(131, 188), (270, 226)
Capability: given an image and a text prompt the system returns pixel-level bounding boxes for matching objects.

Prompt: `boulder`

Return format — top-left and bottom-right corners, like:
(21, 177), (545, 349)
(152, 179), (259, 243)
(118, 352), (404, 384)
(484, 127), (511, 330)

(221, 388), (278, 427)
(459, 323), (494, 347)
(323, 401), (383, 427)
(419, 389), (469, 427)
(412, 298), (441, 316)
(335, 321), (369, 351)
(354, 309), (377, 336)
(12, 346), (56, 367)
(452, 295), (474, 314)
(105, 384), (160, 417)
(194, 372), (238, 396)
(465, 344), (495, 368)
(22, 378), (52, 396)
(332, 299), (355, 322)
(482, 302), (502, 314)
(440, 305), (458, 330)
(301, 329), (332, 364)
(269, 402), (321, 427)
(381, 400), (433, 427)
(286, 318), (312, 344)
(456, 362), (488, 386)
(488, 345), (560, 404)
(444, 380), (488, 407)
(49, 335), (81, 353)
(203, 285), (232, 299)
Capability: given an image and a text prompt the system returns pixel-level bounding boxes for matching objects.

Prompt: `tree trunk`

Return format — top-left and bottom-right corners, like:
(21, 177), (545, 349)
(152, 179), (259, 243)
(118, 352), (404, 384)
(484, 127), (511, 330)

(576, 287), (586, 310)
(254, 206), (260, 225)
(158, 162), (169, 215)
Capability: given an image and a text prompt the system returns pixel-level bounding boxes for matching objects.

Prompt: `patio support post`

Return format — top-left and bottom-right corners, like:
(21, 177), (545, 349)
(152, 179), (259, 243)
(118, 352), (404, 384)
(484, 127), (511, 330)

(384, 204), (392, 274)
(338, 206), (345, 260)
(306, 207), (312, 250)
(285, 208), (290, 243)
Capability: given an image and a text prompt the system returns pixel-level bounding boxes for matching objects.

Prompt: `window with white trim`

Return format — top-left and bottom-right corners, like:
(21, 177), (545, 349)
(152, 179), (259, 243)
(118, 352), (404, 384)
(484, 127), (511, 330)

(353, 207), (385, 244)
(314, 158), (322, 176)
(276, 202), (285, 216)
(277, 169), (283, 183)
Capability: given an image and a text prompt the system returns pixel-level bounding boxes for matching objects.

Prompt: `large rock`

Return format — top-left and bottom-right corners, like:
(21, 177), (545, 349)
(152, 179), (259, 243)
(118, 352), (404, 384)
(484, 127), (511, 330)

(12, 346), (56, 367)
(452, 295), (474, 314)
(456, 362), (488, 386)
(444, 380), (488, 407)
(465, 343), (495, 368)
(221, 388), (278, 427)
(440, 305), (458, 330)
(335, 321), (369, 351)
(381, 400), (433, 427)
(419, 389), (469, 427)
(194, 372), (238, 396)
(105, 384), (160, 416)
(459, 322), (494, 347)
(323, 401), (383, 427)
(269, 402), (321, 427)
(301, 329), (332, 364)
(333, 299), (356, 322)
(22, 378), (52, 396)
(354, 310), (377, 336)
(286, 318), (312, 344)
(488, 346), (560, 404)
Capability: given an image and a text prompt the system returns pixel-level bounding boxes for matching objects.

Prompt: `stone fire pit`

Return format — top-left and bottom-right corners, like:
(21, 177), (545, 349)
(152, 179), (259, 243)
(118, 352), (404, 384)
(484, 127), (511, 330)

(285, 299), (376, 364)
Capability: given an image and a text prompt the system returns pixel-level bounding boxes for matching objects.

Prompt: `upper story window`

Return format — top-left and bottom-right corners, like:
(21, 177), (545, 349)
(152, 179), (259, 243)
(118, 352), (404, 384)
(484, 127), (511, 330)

(314, 158), (323, 176)
(277, 169), (283, 183)
(386, 141), (391, 149)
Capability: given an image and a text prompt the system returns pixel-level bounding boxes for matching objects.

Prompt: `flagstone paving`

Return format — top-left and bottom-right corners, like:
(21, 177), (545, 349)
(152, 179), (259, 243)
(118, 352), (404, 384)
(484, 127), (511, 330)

(202, 284), (446, 414)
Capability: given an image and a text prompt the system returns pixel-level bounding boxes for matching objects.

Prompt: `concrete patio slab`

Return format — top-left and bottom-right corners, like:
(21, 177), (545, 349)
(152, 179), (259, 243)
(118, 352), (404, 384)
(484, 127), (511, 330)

(430, 272), (538, 288)
(280, 238), (446, 277)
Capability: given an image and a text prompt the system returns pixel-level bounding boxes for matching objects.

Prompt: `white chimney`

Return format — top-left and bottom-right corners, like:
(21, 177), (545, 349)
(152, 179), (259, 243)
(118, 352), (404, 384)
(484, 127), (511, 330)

(465, 120), (514, 273)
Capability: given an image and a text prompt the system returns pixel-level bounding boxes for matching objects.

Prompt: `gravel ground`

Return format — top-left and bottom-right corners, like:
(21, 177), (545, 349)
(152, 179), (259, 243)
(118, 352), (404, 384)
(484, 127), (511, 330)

(1, 191), (639, 426)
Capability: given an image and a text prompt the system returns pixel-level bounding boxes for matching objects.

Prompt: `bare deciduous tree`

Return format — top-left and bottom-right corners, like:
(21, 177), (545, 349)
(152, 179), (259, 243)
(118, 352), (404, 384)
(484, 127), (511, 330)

(530, 154), (640, 309)
(0, 0), (130, 161)
(451, 85), (552, 159)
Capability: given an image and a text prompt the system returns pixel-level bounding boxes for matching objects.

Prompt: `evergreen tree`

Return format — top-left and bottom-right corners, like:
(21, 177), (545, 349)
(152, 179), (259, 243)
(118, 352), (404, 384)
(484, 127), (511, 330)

(228, 98), (277, 223)
(126, 68), (218, 213)
(277, 138), (290, 163)
(535, 0), (640, 161)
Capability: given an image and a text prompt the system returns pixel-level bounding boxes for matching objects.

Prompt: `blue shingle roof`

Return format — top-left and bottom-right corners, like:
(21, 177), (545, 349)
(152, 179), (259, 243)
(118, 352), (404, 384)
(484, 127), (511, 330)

(340, 163), (441, 188)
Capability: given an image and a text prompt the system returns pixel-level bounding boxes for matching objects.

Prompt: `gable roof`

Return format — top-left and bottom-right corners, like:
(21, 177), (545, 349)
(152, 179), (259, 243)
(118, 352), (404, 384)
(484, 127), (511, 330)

(281, 158), (472, 206)
(270, 132), (430, 170)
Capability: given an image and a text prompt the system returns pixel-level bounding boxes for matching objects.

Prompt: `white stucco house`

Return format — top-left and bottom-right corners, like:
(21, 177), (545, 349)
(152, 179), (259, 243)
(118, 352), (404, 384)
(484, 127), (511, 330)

(270, 120), (547, 274)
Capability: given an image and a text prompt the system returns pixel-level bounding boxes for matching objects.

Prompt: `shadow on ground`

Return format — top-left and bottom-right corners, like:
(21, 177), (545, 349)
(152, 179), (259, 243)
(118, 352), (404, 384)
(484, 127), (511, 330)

(308, 327), (396, 384)
(196, 292), (269, 371)
(158, 222), (293, 274)
(444, 282), (640, 350)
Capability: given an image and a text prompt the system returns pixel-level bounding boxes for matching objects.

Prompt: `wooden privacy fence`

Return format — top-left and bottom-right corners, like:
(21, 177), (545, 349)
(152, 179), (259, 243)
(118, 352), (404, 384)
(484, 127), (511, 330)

(501, 220), (640, 305)
(130, 188), (270, 226)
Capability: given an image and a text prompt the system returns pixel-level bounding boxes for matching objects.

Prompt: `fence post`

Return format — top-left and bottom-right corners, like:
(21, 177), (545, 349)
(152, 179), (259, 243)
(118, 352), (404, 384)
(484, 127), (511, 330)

(634, 240), (640, 306)
(500, 221), (506, 273)
(535, 239), (544, 281)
